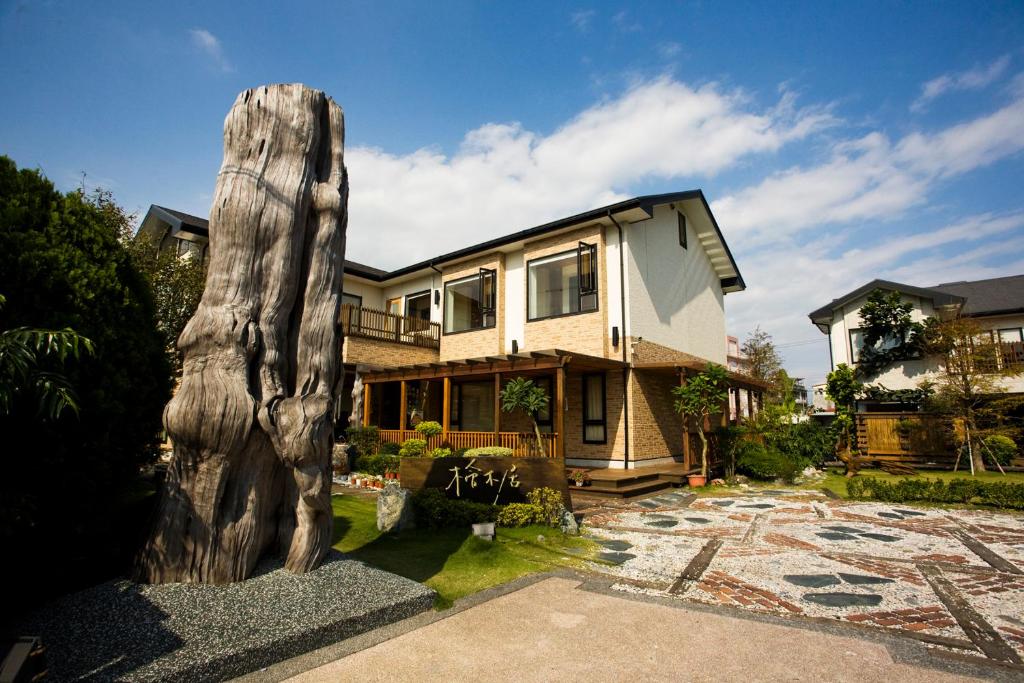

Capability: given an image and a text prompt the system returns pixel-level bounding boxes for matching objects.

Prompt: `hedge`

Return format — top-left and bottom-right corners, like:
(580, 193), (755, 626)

(354, 454), (400, 476)
(847, 477), (1024, 509)
(410, 489), (499, 529)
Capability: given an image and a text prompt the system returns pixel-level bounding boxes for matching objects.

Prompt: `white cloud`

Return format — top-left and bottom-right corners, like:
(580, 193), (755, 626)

(189, 28), (233, 73)
(712, 95), (1024, 245)
(612, 10), (641, 33)
(911, 55), (1010, 112)
(657, 42), (682, 60)
(346, 78), (834, 268)
(570, 9), (595, 32)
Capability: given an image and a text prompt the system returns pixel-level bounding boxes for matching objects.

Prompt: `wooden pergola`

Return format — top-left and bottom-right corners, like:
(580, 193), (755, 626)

(359, 349), (625, 458)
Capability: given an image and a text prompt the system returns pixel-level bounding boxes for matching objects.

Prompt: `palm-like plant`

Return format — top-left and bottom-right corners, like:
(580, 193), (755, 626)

(500, 377), (551, 457)
(0, 293), (94, 419)
(672, 363), (730, 478)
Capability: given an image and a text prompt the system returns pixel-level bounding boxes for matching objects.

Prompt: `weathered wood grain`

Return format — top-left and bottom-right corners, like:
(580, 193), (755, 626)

(137, 84), (347, 584)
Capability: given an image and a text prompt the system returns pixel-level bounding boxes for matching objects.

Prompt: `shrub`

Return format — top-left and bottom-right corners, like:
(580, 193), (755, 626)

(847, 477), (1024, 509)
(497, 503), (544, 527)
(464, 446), (515, 458)
(415, 421), (443, 438)
(736, 442), (798, 483)
(399, 438), (427, 457)
(430, 447), (453, 458)
(354, 454), (400, 476)
(983, 435), (1017, 466)
(453, 447), (469, 457)
(771, 421), (833, 468)
(378, 441), (401, 456)
(526, 487), (565, 526)
(346, 425), (380, 457)
(411, 489), (499, 529)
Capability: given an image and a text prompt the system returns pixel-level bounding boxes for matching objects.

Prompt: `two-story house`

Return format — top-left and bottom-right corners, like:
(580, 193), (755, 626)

(808, 276), (1024, 397)
(140, 190), (763, 471)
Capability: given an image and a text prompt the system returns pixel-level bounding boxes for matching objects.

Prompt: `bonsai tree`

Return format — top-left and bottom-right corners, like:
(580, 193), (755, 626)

(825, 363), (862, 476)
(500, 376), (551, 457)
(672, 363), (729, 479)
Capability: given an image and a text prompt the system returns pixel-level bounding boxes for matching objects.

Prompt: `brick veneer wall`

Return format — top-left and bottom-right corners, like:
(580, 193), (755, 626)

(564, 368), (625, 462)
(628, 337), (708, 365)
(343, 336), (439, 368)
(440, 253), (505, 362)
(522, 224), (610, 358)
(629, 370), (684, 462)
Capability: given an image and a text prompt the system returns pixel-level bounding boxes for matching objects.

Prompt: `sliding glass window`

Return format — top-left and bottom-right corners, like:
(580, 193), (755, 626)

(444, 270), (496, 334)
(527, 243), (597, 321)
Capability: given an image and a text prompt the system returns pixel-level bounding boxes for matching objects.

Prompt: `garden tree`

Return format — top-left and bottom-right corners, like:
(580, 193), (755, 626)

(825, 363), (862, 476)
(741, 327), (783, 390)
(922, 316), (1023, 474)
(0, 156), (172, 602)
(500, 376), (551, 457)
(673, 363), (730, 479)
(0, 294), (94, 419)
(137, 85), (348, 583)
(124, 225), (207, 373)
(855, 289), (927, 380)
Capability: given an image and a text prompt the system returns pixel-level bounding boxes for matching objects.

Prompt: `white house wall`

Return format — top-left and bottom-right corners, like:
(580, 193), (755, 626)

(340, 277), (384, 309)
(504, 251), (525, 352)
(625, 204), (726, 364)
(604, 224), (624, 345)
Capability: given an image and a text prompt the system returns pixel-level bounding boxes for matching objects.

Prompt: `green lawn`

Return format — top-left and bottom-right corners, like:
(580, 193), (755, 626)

(331, 495), (596, 609)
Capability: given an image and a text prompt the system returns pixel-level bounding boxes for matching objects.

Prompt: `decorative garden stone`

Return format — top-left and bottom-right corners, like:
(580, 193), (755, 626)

(137, 84), (348, 584)
(559, 509), (579, 536)
(377, 483), (415, 533)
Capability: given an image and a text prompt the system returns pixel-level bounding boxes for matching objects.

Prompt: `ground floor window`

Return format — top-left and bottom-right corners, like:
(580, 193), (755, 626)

(582, 373), (606, 443)
(453, 381), (495, 432)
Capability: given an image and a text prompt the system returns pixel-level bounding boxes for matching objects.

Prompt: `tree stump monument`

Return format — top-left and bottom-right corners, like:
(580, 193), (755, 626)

(137, 84), (348, 583)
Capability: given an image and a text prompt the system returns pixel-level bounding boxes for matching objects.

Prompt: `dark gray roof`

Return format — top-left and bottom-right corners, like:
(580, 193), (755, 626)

(146, 190), (745, 291)
(932, 274), (1024, 317)
(152, 205), (209, 232)
(808, 279), (964, 325)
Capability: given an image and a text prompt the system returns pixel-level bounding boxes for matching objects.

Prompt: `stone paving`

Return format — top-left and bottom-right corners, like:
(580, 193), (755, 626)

(578, 488), (1024, 668)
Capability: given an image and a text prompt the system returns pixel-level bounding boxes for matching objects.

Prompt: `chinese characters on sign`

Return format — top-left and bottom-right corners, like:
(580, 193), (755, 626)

(446, 458), (521, 504)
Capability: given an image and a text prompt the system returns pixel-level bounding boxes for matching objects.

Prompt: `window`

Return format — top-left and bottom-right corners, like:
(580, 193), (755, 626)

(341, 292), (362, 326)
(534, 377), (553, 432)
(386, 297), (401, 315)
(849, 327), (902, 363)
(677, 211), (687, 249)
(527, 243), (598, 320)
(443, 269), (496, 334)
(582, 373), (606, 444)
(997, 328), (1023, 344)
(404, 290), (431, 332)
(453, 381), (494, 431)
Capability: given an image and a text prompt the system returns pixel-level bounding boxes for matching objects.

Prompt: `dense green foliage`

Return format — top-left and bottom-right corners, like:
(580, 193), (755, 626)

(429, 447), (454, 458)
(526, 487), (565, 526)
(345, 425), (380, 457)
(464, 446), (515, 457)
(497, 503), (545, 527)
(768, 420), (833, 469)
(414, 420), (443, 437)
(735, 441), (799, 483)
(673, 363), (730, 478)
(855, 289), (926, 379)
(399, 438), (428, 457)
(983, 435), (1017, 466)
(379, 441), (402, 456)
(0, 157), (172, 600)
(847, 476), (1024, 509)
(410, 489), (499, 529)
(353, 453), (400, 475)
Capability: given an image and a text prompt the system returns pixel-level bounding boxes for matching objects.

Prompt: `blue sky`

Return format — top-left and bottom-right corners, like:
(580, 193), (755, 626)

(2, 1), (1023, 386)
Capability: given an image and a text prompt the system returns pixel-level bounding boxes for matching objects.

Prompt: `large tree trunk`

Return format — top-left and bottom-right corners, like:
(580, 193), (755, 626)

(136, 84), (348, 584)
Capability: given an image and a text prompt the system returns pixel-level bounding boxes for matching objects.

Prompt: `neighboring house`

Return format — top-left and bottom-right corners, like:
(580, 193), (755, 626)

(140, 190), (765, 470)
(792, 378), (809, 412)
(811, 383), (835, 414)
(726, 335), (751, 374)
(808, 276), (1024, 396)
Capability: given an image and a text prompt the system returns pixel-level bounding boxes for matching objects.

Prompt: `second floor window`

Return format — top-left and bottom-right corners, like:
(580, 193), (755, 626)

(527, 242), (598, 321)
(444, 269), (496, 334)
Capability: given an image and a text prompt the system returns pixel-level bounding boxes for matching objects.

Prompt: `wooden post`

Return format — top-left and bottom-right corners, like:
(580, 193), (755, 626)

(362, 383), (372, 427)
(747, 388), (754, 420)
(680, 371), (691, 469)
(554, 366), (565, 459)
(493, 372), (502, 446)
(733, 387), (741, 425)
(399, 380), (408, 433)
(442, 376), (452, 437)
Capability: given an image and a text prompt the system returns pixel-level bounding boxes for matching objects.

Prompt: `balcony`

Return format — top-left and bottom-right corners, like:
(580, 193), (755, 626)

(341, 303), (440, 350)
(953, 341), (1024, 374)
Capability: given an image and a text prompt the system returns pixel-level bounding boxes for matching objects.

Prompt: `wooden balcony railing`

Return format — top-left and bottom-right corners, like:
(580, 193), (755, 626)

(952, 341), (1024, 374)
(377, 429), (559, 458)
(341, 304), (440, 349)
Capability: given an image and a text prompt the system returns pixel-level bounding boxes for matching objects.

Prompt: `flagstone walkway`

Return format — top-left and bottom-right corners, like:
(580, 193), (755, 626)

(578, 488), (1024, 667)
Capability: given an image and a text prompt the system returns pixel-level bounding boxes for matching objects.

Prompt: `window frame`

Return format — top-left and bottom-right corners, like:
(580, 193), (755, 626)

(997, 327), (1023, 344)
(525, 245), (600, 323)
(849, 328), (864, 364)
(581, 372), (607, 444)
(677, 211), (687, 249)
(442, 270), (498, 336)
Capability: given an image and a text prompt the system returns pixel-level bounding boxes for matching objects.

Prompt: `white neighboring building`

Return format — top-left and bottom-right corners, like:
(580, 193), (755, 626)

(808, 276), (1024, 395)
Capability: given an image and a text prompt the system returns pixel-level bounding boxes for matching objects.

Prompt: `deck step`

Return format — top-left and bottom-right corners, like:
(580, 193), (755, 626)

(585, 472), (663, 489)
(578, 479), (673, 498)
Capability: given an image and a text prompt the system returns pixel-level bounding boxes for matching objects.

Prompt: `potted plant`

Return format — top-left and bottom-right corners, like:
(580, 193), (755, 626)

(672, 363), (730, 488)
(570, 469), (590, 487)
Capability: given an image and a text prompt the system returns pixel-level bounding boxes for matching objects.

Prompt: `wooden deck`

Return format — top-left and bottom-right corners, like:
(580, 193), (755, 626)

(571, 463), (698, 499)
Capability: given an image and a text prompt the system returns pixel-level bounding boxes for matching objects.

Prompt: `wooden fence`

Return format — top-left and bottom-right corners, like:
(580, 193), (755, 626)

(341, 304), (440, 349)
(378, 429), (558, 457)
(855, 413), (957, 467)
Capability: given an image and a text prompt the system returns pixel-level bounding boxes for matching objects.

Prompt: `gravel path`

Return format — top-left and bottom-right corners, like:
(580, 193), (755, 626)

(16, 552), (435, 682)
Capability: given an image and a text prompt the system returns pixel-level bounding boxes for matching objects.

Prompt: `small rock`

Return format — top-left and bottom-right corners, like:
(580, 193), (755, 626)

(710, 478), (726, 486)
(376, 483), (414, 533)
(537, 534), (546, 542)
(559, 510), (580, 535)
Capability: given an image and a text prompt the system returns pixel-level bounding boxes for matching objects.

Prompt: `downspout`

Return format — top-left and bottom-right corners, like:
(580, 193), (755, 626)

(608, 210), (631, 470)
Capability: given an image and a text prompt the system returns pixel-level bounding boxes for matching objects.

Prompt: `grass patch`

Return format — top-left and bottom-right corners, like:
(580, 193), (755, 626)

(331, 495), (595, 609)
